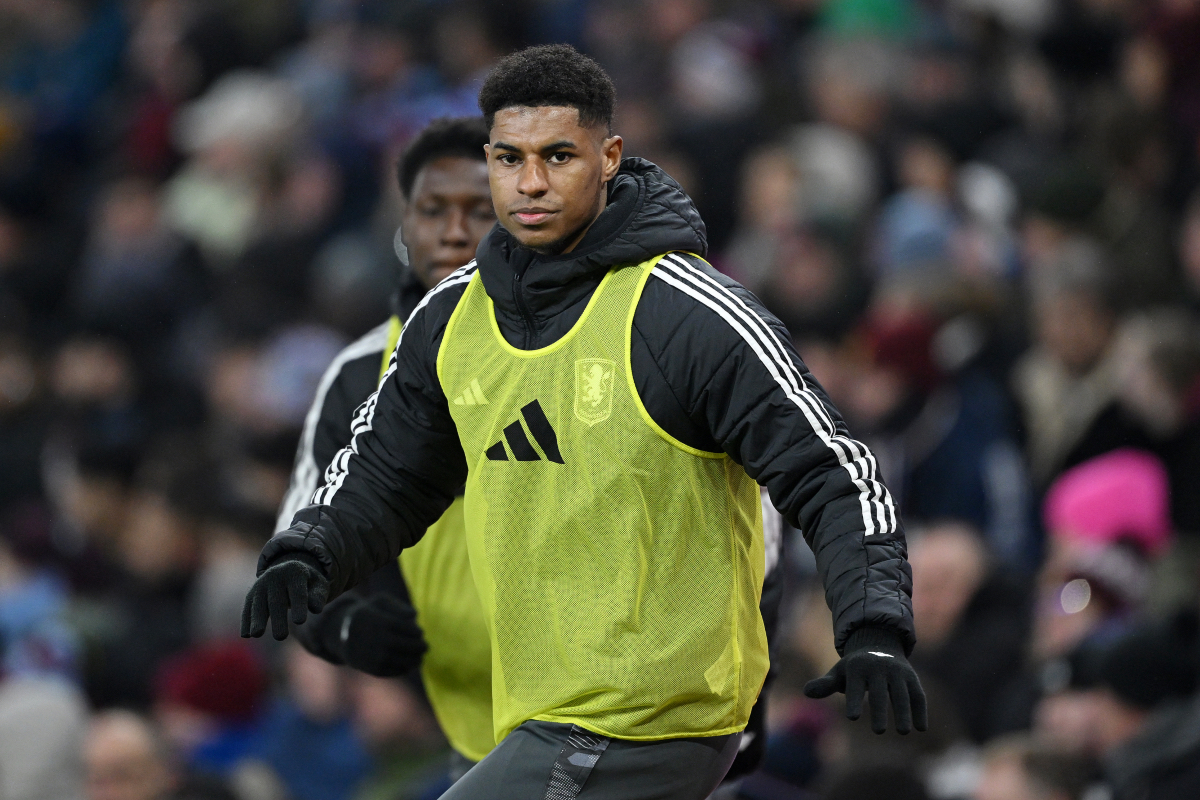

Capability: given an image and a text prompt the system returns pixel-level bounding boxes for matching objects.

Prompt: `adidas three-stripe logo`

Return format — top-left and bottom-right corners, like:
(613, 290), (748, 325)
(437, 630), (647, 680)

(453, 379), (489, 406)
(486, 400), (564, 463)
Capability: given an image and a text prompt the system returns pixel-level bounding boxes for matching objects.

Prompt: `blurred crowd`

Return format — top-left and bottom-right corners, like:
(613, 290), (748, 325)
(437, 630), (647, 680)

(1, 1), (1200, 799)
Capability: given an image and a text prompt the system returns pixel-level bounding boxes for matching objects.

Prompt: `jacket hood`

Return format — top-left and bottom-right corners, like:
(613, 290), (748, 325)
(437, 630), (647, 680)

(475, 157), (707, 324)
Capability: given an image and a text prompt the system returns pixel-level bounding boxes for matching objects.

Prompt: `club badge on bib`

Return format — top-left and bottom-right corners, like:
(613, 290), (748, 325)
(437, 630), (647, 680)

(574, 359), (615, 426)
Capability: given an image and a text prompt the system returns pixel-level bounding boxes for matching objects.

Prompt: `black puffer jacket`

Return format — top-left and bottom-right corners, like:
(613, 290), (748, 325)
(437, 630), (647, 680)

(264, 158), (914, 654)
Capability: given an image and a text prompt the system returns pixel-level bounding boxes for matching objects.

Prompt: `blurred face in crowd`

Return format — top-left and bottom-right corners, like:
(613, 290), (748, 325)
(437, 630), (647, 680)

(399, 156), (494, 289)
(975, 744), (1077, 800)
(52, 338), (136, 409)
(350, 674), (438, 748)
(908, 524), (987, 649)
(287, 643), (348, 724)
(1035, 688), (1147, 758)
(1035, 290), (1114, 376)
(899, 138), (954, 196)
(486, 106), (623, 255)
(85, 713), (175, 800)
(975, 752), (1049, 800)
(119, 492), (198, 582)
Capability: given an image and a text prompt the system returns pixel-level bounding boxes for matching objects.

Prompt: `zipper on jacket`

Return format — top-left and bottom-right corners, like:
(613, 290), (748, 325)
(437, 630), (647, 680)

(512, 269), (538, 349)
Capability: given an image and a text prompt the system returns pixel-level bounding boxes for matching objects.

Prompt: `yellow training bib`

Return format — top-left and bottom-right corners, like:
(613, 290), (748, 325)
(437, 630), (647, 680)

(437, 255), (768, 742)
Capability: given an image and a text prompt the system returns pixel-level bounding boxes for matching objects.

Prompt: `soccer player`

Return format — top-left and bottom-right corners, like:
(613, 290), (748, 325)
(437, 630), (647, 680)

(276, 115), (785, 786)
(244, 45), (924, 798)
(277, 117), (498, 769)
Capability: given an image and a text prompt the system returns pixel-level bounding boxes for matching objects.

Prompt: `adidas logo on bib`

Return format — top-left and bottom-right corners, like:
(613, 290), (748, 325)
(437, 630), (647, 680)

(485, 400), (564, 464)
(454, 379), (489, 406)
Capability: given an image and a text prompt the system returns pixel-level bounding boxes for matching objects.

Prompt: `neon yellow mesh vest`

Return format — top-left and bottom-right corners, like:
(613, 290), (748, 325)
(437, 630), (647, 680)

(437, 255), (769, 742)
(378, 318), (495, 762)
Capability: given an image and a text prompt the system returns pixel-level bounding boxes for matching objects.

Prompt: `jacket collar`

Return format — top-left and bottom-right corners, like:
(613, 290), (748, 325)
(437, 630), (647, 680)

(390, 268), (433, 321)
(474, 157), (708, 324)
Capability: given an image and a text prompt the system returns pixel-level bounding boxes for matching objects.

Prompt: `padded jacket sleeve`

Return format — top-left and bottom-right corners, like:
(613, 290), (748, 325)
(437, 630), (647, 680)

(259, 270), (472, 597)
(632, 253), (915, 654)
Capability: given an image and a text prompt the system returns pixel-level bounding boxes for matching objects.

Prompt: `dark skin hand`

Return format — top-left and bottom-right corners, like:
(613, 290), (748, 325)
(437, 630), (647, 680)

(486, 106), (623, 256)
(400, 155), (495, 289)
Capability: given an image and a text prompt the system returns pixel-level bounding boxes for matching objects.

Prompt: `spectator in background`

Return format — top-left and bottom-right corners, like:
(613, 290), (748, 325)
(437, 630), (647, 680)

(908, 522), (1030, 742)
(835, 306), (1034, 566)
(1100, 614), (1200, 800)
(153, 639), (267, 778)
(86, 710), (177, 800)
(0, 333), (49, 509)
(873, 135), (960, 276)
(751, 221), (869, 343)
(86, 709), (239, 800)
(0, 189), (83, 338)
(993, 449), (1172, 736)
(0, 635), (88, 800)
(0, 510), (78, 679)
(1116, 311), (1200, 536)
(86, 440), (216, 709)
(974, 736), (1097, 800)
(1040, 449), (1172, 586)
(823, 762), (929, 800)
(72, 175), (207, 359)
(252, 644), (371, 800)
(348, 674), (448, 800)
(186, 503), (270, 643)
(0, 0), (127, 175)
(164, 71), (305, 268)
(1012, 242), (1150, 487)
(1034, 613), (1200, 800)
(1116, 311), (1200, 608)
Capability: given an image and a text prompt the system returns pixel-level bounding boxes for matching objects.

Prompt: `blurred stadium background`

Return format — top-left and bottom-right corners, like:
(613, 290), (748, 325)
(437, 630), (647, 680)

(1, 1), (1200, 799)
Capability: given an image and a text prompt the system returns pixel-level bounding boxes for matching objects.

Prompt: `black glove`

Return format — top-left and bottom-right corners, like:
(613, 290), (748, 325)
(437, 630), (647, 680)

(803, 626), (927, 735)
(290, 592), (359, 664)
(241, 553), (330, 641)
(339, 593), (428, 676)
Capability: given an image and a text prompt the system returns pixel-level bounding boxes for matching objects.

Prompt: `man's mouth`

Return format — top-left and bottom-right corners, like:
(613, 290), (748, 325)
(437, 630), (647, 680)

(512, 209), (556, 225)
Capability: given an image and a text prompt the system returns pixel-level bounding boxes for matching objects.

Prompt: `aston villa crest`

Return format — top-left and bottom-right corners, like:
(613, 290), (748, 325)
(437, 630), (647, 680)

(574, 359), (615, 426)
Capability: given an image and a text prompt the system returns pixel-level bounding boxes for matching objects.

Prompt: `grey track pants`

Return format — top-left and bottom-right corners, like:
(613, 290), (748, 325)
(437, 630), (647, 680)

(441, 721), (741, 800)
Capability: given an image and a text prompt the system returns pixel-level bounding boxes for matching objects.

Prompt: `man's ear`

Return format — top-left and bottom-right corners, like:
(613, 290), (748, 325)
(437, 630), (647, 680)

(601, 135), (623, 182)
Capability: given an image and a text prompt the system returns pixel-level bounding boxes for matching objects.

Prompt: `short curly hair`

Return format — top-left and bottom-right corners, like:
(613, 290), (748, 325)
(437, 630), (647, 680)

(396, 117), (490, 199)
(478, 44), (615, 131)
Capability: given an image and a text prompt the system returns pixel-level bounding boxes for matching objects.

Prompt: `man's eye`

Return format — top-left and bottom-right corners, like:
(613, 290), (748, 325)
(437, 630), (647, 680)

(419, 206), (444, 216)
(474, 206), (496, 219)
(497, 154), (519, 165)
(548, 152), (571, 164)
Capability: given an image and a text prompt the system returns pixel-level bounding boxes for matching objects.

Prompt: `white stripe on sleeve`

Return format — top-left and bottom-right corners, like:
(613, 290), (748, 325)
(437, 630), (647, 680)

(653, 254), (897, 537)
(275, 320), (394, 532)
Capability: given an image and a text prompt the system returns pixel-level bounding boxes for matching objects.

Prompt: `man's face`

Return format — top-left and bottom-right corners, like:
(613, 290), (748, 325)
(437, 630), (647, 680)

(400, 156), (494, 289)
(85, 718), (174, 800)
(486, 106), (622, 255)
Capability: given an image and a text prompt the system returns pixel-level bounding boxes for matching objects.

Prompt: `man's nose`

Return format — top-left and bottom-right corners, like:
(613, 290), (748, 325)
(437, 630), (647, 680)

(441, 208), (470, 245)
(516, 160), (549, 197)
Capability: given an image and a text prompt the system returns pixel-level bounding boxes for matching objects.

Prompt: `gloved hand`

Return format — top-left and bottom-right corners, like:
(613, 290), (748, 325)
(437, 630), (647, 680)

(241, 553), (330, 641)
(803, 626), (927, 735)
(339, 593), (428, 676)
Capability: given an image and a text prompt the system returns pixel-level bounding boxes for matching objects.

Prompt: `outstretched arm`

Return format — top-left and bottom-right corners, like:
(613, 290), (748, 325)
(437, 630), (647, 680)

(634, 253), (923, 733)
(243, 267), (475, 640)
